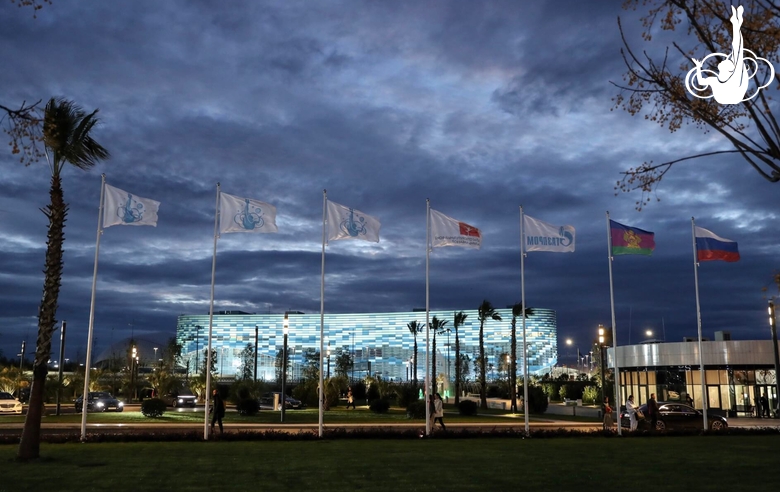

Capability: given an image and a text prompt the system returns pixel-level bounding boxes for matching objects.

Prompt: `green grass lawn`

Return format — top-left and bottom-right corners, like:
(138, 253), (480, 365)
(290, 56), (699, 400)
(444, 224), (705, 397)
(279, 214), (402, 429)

(1, 435), (777, 492)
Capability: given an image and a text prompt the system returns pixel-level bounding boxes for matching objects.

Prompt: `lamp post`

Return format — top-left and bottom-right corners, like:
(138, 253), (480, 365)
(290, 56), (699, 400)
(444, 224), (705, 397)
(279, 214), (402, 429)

(18, 340), (26, 372)
(131, 345), (137, 403)
(769, 300), (780, 416)
(598, 325), (606, 408)
(194, 325), (201, 375)
(327, 348), (331, 379)
(153, 347), (158, 370)
(56, 321), (67, 416)
(281, 313), (289, 423)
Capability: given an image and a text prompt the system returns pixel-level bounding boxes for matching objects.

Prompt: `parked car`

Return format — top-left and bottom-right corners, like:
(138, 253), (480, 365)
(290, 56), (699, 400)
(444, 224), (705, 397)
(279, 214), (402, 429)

(620, 402), (728, 431)
(0, 391), (23, 414)
(161, 388), (198, 408)
(259, 392), (304, 410)
(75, 391), (124, 412)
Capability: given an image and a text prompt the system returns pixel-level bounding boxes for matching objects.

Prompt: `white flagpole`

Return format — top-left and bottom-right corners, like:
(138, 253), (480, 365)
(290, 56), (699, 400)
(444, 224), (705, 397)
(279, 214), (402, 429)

(606, 211), (621, 436)
(80, 174), (107, 441)
(319, 190), (327, 437)
(520, 206), (529, 434)
(691, 217), (708, 429)
(204, 183), (220, 440)
(425, 198), (431, 436)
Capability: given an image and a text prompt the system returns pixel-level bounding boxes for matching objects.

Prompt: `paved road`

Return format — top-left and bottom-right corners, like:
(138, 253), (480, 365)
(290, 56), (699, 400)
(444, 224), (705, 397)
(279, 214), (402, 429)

(2, 405), (778, 437)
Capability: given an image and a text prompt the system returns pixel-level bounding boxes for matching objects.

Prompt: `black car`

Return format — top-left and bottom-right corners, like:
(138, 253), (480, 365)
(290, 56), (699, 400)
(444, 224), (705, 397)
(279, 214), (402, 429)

(161, 389), (198, 408)
(259, 392), (304, 410)
(75, 391), (124, 412)
(620, 402), (728, 431)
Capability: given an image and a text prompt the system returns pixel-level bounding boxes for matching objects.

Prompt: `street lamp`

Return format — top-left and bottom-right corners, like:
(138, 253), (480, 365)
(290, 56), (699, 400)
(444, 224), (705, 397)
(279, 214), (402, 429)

(598, 325), (606, 408)
(194, 325), (202, 374)
(153, 347), (158, 370)
(327, 348), (331, 379)
(281, 313), (289, 423)
(131, 345), (138, 403)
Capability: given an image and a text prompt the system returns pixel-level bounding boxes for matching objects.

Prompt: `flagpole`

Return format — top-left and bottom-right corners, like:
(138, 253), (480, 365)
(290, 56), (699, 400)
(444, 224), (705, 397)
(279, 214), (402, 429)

(204, 183), (220, 440)
(606, 212), (621, 436)
(520, 206), (529, 434)
(80, 174), (106, 441)
(425, 198), (431, 436)
(319, 190), (327, 438)
(691, 217), (708, 429)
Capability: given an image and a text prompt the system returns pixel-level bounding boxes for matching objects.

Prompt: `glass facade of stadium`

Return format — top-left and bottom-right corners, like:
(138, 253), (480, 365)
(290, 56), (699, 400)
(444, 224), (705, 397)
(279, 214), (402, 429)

(176, 308), (558, 381)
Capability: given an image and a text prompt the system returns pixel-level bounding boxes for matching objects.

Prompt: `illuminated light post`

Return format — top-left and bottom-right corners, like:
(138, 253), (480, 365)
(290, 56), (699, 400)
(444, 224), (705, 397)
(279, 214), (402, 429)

(153, 347), (158, 370)
(131, 345), (137, 403)
(56, 321), (67, 416)
(281, 313), (289, 423)
(598, 325), (606, 409)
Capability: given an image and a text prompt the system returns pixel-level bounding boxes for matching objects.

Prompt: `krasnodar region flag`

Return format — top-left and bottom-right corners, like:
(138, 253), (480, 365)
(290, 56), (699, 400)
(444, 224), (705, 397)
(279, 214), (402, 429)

(430, 209), (481, 249)
(610, 220), (655, 256)
(523, 215), (575, 252)
(326, 200), (381, 242)
(103, 183), (160, 228)
(219, 192), (278, 234)
(695, 226), (740, 262)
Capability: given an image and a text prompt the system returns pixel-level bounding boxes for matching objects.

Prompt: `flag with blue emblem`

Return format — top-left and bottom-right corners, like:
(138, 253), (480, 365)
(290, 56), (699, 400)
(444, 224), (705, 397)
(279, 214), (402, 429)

(103, 184), (160, 228)
(219, 192), (278, 234)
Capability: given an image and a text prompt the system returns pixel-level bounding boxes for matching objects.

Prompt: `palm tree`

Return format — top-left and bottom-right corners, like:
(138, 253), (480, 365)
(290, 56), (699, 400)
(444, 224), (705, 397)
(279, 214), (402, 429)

(510, 302), (534, 413)
(406, 321), (423, 384)
(453, 311), (467, 405)
(17, 98), (109, 461)
(477, 300), (502, 410)
(429, 316), (449, 395)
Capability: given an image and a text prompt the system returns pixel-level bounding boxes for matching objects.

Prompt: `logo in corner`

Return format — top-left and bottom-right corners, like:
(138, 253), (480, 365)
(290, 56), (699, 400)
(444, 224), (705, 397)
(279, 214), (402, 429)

(685, 5), (774, 104)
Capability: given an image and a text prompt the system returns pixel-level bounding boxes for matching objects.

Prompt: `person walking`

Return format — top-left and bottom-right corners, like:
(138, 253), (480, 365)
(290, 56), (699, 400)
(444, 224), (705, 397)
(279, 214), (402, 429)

(603, 396), (613, 431)
(346, 386), (355, 409)
(433, 392), (446, 431)
(760, 393), (771, 418)
(647, 393), (659, 431)
(210, 388), (225, 434)
(626, 394), (639, 431)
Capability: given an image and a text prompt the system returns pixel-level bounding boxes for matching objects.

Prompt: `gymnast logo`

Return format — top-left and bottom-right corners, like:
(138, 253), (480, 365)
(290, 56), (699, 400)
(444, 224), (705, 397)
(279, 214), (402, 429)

(685, 5), (774, 104)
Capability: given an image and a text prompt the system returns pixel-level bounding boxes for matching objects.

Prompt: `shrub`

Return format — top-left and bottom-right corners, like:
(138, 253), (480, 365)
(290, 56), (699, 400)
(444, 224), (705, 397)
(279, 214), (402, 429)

(369, 398), (390, 414)
(524, 385), (549, 414)
(406, 400), (426, 419)
(352, 381), (367, 401)
(367, 381), (381, 402)
(562, 383), (584, 401)
(292, 379), (319, 408)
(394, 383), (421, 408)
(458, 399), (478, 416)
(236, 398), (259, 416)
(559, 384), (567, 401)
(583, 386), (599, 405)
(141, 398), (166, 418)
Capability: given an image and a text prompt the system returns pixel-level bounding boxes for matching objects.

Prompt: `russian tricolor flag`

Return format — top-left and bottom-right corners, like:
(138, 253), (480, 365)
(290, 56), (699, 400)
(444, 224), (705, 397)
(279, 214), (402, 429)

(695, 226), (740, 262)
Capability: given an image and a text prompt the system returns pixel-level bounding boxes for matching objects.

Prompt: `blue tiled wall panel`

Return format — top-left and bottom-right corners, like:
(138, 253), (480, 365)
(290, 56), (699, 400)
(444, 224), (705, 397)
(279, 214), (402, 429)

(177, 308), (558, 380)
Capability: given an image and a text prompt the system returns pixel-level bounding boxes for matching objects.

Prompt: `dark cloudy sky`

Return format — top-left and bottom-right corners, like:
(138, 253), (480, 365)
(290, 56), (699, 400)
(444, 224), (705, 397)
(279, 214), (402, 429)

(1, 0), (777, 364)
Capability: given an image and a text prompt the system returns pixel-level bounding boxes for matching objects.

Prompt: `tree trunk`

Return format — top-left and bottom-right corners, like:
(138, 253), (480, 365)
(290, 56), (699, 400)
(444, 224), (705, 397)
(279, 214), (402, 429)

(479, 321), (486, 409)
(18, 175), (67, 461)
(510, 318), (517, 413)
(454, 331), (460, 405)
(412, 338), (417, 384)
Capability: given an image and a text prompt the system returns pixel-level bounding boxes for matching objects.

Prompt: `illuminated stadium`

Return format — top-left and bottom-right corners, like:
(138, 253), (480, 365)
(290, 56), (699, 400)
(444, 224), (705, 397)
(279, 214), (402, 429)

(176, 308), (558, 381)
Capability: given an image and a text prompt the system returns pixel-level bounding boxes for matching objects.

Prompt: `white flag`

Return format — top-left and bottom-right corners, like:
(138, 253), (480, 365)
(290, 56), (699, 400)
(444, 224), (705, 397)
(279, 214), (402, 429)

(103, 183), (160, 228)
(326, 200), (380, 242)
(430, 209), (481, 249)
(523, 215), (575, 252)
(219, 192), (278, 233)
